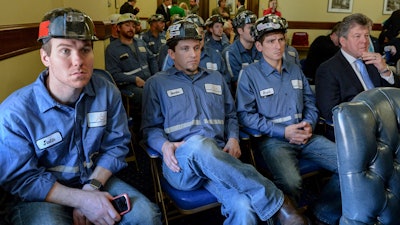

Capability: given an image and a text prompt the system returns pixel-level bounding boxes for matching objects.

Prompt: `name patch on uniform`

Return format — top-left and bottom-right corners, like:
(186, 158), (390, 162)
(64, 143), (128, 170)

(161, 39), (166, 44)
(288, 51), (296, 57)
(148, 41), (155, 46)
(167, 88), (184, 97)
(206, 62), (218, 70)
(138, 46), (146, 52)
(291, 80), (303, 89)
(36, 132), (63, 149)
(260, 88), (274, 97)
(205, 84), (222, 95)
(87, 111), (107, 127)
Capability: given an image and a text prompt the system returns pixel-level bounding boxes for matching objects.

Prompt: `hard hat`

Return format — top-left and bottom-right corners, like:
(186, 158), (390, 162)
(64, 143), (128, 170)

(148, 14), (165, 23)
(185, 14), (205, 28)
(205, 15), (225, 27)
(232, 10), (257, 29)
(166, 20), (202, 46)
(250, 14), (288, 41)
(38, 8), (97, 42)
(117, 13), (139, 25)
(109, 14), (121, 25)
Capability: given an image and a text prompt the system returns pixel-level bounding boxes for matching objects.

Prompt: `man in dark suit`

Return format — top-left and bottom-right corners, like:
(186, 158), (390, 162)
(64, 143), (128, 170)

(316, 13), (400, 141)
(156, 0), (171, 30)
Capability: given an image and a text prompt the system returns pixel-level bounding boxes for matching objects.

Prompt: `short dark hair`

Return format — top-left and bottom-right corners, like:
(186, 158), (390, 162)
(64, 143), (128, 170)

(238, 0), (245, 5)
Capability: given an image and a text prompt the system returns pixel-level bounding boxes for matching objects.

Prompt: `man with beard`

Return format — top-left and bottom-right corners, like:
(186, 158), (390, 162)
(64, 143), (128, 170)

(141, 14), (166, 56)
(105, 13), (158, 107)
(141, 19), (309, 225)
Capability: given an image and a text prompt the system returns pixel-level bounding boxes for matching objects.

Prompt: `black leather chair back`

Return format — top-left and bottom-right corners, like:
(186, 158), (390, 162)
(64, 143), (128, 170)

(333, 87), (400, 225)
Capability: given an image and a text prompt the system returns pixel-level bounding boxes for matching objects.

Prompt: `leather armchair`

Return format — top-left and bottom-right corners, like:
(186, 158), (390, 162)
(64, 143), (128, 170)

(333, 87), (400, 225)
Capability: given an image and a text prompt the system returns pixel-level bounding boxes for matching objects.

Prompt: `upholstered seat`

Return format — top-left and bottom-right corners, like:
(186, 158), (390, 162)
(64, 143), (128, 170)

(333, 87), (400, 225)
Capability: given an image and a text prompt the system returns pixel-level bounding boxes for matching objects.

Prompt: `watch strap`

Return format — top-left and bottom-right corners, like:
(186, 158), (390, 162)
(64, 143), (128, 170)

(84, 179), (103, 190)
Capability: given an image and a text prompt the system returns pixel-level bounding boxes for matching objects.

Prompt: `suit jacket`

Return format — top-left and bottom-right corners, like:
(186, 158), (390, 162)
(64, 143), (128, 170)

(156, 4), (170, 24)
(315, 50), (400, 122)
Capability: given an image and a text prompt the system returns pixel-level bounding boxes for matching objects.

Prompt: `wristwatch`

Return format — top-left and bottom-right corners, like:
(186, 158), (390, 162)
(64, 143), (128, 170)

(84, 179), (103, 190)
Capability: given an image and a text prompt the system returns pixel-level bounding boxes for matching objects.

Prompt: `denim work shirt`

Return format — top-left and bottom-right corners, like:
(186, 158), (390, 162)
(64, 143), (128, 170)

(141, 67), (238, 153)
(236, 58), (318, 138)
(0, 70), (130, 201)
(105, 38), (158, 86)
(223, 39), (262, 83)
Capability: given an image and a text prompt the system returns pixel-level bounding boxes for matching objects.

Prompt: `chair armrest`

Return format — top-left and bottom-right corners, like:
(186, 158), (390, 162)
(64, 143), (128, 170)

(139, 141), (161, 159)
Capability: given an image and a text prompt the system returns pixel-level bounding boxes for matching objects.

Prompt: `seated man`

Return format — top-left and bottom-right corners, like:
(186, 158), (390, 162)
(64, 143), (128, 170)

(141, 14), (166, 56)
(316, 13), (400, 141)
(236, 14), (340, 225)
(223, 10), (261, 92)
(0, 8), (160, 225)
(105, 13), (158, 107)
(141, 20), (309, 225)
(160, 14), (231, 87)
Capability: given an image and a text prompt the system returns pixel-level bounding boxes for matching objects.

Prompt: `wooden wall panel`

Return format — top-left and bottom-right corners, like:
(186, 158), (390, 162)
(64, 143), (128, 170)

(0, 21), (111, 61)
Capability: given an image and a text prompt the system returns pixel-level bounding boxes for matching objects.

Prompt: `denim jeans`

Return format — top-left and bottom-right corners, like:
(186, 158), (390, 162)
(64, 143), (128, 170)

(162, 135), (284, 225)
(253, 134), (341, 225)
(8, 177), (161, 225)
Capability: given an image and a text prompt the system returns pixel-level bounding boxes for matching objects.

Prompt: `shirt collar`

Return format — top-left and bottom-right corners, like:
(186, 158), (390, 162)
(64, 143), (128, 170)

(341, 48), (358, 64)
(259, 57), (287, 76)
(33, 69), (95, 113)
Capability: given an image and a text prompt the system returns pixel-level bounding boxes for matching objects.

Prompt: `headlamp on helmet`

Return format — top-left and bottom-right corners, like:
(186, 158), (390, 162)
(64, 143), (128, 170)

(166, 20), (202, 46)
(38, 10), (97, 43)
(250, 14), (288, 41)
(232, 10), (257, 29)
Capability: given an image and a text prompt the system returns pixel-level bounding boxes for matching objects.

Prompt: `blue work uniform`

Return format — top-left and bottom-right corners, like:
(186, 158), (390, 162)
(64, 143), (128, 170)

(284, 45), (301, 66)
(141, 67), (237, 151)
(141, 66), (286, 224)
(223, 39), (262, 83)
(0, 70), (130, 201)
(204, 35), (230, 53)
(105, 38), (158, 86)
(141, 30), (166, 56)
(236, 58), (340, 225)
(236, 58), (318, 136)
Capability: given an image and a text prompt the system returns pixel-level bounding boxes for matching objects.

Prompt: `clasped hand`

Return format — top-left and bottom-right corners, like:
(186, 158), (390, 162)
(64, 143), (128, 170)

(284, 121), (312, 145)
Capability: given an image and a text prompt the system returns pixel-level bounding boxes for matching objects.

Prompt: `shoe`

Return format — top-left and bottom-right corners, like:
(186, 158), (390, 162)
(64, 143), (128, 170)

(276, 195), (310, 225)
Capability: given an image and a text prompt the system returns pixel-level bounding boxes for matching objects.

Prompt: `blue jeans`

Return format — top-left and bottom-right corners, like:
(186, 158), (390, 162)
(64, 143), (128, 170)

(162, 135), (284, 225)
(8, 177), (161, 225)
(253, 135), (341, 225)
